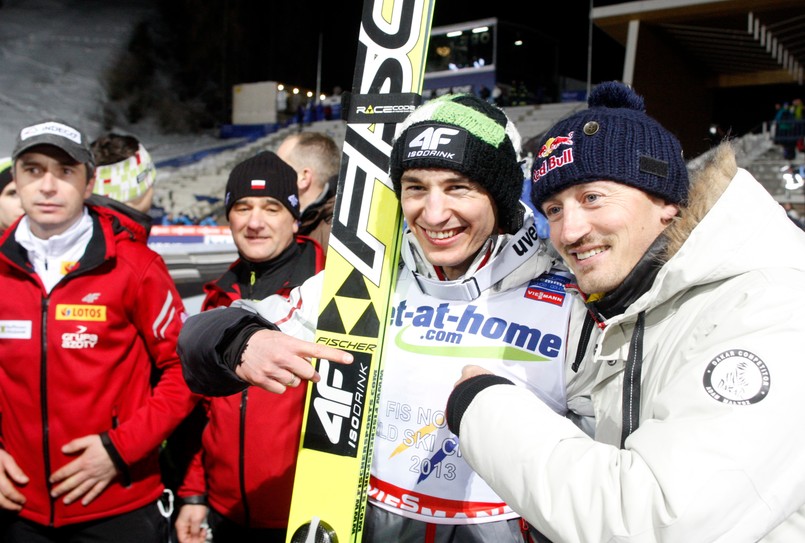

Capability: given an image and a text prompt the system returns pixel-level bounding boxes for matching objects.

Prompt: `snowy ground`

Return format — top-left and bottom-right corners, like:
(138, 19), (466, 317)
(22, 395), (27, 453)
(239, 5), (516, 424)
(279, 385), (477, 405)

(0, 0), (220, 161)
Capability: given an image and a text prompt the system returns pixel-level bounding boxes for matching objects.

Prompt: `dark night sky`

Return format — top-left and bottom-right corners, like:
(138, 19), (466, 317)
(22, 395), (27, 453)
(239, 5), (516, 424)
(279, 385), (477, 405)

(265, 1), (624, 94)
(142, 0), (796, 139)
(90, 0), (626, 134)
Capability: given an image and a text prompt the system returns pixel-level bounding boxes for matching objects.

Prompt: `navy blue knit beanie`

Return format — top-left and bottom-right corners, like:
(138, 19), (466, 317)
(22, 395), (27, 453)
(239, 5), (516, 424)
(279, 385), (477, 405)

(389, 93), (525, 234)
(530, 82), (688, 212)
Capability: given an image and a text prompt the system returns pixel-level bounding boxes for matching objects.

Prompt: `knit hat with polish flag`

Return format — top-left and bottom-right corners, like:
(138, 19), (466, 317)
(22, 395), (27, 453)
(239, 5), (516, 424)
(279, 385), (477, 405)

(224, 151), (300, 219)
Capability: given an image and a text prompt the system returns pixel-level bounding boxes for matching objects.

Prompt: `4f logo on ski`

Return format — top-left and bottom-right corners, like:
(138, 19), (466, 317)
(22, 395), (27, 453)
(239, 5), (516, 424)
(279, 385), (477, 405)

(403, 124), (466, 165)
(304, 354), (371, 457)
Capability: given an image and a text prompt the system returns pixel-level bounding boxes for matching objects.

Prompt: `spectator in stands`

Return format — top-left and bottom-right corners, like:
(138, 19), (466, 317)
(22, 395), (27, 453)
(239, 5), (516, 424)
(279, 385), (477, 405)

(173, 151), (325, 543)
(492, 84), (503, 106)
(175, 213), (194, 226)
(276, 131), (339, 251)
(161, 212), (176, 226)
(774, 102), (797, 160)
(447, 81), (805, 541)
(793, 97), (803, 121)
(0, 157), (24, 234)
(0, 119), (197, 542)
(793, 98), (804, 156)
(89, 133), (157, 237)
(321, 86), (343, 120)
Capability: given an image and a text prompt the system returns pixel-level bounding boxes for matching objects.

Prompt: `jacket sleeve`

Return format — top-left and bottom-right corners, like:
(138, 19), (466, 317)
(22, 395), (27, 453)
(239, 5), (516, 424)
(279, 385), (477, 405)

(178, 306), (274, 396)
(178, 271), (324, 396)
(106, 253), (200, 466)
(455, 272), (805, 542)
(177, 406), (208, 500)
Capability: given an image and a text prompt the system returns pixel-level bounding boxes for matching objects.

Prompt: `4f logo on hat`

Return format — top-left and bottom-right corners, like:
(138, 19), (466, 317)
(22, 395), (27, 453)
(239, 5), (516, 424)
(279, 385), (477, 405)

(403, 123), (467, 164)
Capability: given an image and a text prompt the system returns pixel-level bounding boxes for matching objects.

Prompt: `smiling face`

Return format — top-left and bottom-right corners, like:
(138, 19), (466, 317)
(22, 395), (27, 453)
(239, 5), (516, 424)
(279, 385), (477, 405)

(541, 180), (678, 294)
(400, 168), (498, 280)
(227, 196), (298, 263)
(14, 147), (94, 239)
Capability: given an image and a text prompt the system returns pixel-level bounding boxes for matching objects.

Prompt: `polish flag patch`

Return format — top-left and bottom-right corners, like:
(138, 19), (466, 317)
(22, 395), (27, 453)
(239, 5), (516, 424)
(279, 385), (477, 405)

(251, 179), (266, 189)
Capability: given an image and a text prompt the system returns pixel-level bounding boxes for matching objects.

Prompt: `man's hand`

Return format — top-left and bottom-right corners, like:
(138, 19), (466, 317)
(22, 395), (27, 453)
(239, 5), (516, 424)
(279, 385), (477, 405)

(236, 329), (353, 394)
(454, 365), (494, 388)
(0, 449), (28, 511)
(175, 504), (209, 543)
(50, 434), (118, 506)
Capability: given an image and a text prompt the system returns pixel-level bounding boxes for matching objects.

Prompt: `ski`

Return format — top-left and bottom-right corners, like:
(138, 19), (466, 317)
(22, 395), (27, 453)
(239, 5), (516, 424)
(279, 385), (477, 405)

(286, 1), (435, 542)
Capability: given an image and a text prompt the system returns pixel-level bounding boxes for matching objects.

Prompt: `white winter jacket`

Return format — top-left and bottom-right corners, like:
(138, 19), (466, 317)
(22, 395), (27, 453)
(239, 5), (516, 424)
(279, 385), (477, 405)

(456, 144), (805, 542)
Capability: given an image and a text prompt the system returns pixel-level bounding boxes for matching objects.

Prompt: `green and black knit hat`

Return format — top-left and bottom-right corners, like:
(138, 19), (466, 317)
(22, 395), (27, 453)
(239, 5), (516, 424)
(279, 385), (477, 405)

(389, 93), (525, 233)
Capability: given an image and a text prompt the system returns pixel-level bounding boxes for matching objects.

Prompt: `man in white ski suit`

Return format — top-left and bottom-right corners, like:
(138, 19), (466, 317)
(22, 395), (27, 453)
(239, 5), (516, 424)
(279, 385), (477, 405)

(446, 81), (805, 542)
(178, 93), (578, 542)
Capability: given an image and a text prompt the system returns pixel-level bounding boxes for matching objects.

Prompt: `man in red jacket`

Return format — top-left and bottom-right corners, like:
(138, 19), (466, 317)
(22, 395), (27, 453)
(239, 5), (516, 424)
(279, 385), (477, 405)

(0, 119), (198, 542)
(174, 151), (325, 543)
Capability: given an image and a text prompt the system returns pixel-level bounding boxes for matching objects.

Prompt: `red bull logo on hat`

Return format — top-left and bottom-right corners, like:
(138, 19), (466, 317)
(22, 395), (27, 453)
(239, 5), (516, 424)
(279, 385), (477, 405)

(533, 131), (576, 183)
(537, 131), (574, 158)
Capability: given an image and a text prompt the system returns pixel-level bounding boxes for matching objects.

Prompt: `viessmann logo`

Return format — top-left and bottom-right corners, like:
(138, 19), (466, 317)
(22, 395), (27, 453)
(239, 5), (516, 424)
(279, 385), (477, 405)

(55, 304), (107, 321)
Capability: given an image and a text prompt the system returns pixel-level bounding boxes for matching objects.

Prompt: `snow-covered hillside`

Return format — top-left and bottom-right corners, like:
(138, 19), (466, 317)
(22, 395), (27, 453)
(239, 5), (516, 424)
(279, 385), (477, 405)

(0, 0), (219, 161)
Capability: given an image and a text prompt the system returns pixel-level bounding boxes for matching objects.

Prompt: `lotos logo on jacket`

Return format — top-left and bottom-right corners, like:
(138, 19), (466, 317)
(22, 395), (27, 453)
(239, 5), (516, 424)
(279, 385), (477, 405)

(55, 304), (107, 322)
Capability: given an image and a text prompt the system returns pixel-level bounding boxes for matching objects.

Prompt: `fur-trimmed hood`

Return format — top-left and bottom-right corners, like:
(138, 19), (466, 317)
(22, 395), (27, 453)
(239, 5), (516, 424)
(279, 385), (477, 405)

(626, 142), (805, 316)
(663, 143), (739, 259)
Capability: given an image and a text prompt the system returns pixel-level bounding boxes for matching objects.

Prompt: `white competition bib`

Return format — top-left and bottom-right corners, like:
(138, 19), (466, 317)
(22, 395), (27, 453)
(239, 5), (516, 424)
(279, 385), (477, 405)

(369, 267), (572, 524)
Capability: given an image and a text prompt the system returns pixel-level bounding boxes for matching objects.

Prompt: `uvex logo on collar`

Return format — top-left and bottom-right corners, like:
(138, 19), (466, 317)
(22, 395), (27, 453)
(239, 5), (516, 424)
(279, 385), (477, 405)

(403, 123), (467, 165)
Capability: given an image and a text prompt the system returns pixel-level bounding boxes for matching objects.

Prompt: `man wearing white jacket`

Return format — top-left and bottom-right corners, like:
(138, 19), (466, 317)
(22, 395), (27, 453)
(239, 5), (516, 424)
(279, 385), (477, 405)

(446, 81), (805, 541)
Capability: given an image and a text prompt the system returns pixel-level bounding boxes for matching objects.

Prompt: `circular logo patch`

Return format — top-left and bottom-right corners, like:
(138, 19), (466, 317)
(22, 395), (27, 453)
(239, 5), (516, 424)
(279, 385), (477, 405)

(703, 350), (770, 405)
